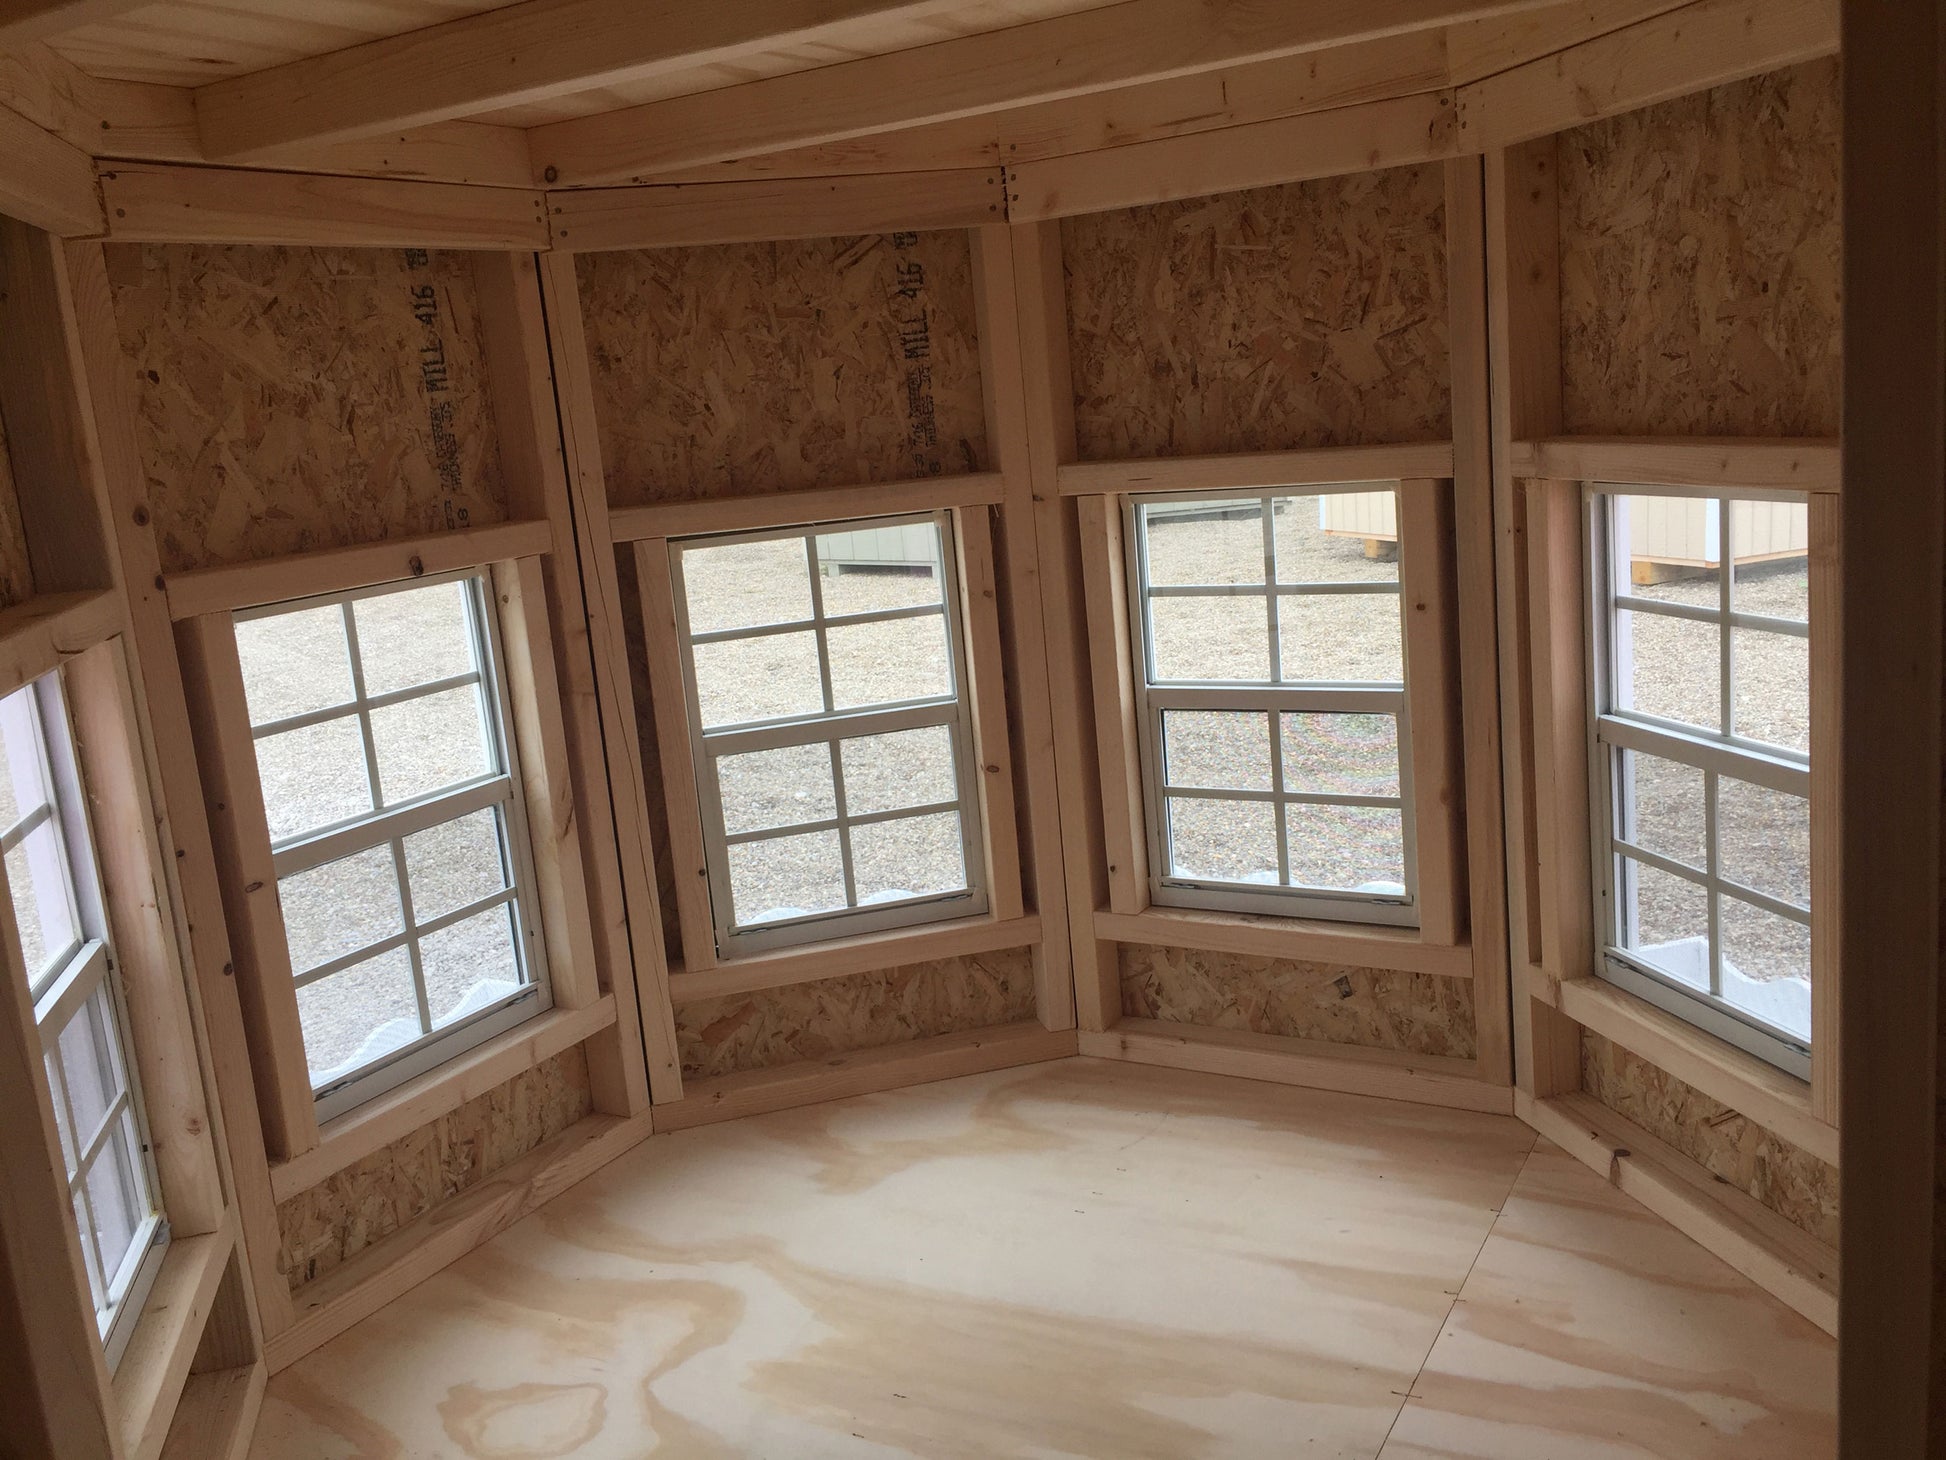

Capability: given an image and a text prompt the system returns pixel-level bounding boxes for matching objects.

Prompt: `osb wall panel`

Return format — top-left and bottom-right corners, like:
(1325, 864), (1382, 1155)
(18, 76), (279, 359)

(1062, 164), (1451, 460)
(1581, 1031), (1838, 1247)
(675, 945), (1037, 1079)
(276, 1047), (591, 1291)
(104, 244), (509, 573)
(1119, 943), (1476, 1059)
(1558, 59), (1842, 436)
(575, 230), (988, 507)
(0, 406), (35, 609)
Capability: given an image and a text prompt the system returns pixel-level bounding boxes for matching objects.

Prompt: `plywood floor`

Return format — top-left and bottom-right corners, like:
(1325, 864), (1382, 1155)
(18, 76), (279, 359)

(250, 1059), (1836, 1459)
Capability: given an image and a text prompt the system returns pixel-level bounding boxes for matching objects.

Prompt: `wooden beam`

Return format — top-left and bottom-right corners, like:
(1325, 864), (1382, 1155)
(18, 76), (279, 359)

(1057, 444), (1457, 495)
(1508, 435), (1841, 490)
(530, 0), (1563, 186)
(0, 590), (119, 699)
(607, 473), (1005, 543)
(0, 0), (149, 47)
(546, 169), (1004, 251)
(98, 164), (548, 250)
(1839, 0), (1946, 1439)
(1455, 0), (1838, 150)
(1007, 89), (1460, 220)
(193, 0), (970, 162)
(163, 520), (553, 620)
(0, 97), (98, 237)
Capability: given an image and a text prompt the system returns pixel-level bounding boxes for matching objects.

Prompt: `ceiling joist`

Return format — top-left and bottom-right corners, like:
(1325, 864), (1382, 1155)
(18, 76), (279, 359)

(0, 0), (148, 49)
(529, 0), (1570, 186)
(192, 0), (979, 163)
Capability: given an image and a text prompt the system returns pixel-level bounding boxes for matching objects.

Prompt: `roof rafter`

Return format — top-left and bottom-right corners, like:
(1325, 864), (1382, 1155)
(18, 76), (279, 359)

(193, 0), (979, 163)
(529, 0), (1568, 186)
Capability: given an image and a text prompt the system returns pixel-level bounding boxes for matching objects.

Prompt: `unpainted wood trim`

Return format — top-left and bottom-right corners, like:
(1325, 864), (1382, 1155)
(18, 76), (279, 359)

(607, 472), (1005, 544)
(155, 1361), (265, 1460)
(1056, 444), (1457, 496)
(1080, 1018), (1512, 1114)
(1508, 436), (1841, 492)
(110, 1217), (237, 1460)
(668, 914), (1042, 1003)
(1398, 479), (1467, 947)
(0, 590), (122, 698)
(953, 506), (1027, 923)
(1808, 492), (1839, 1125)
(1073, 495), (1148, 917)
(1093, 905), (1474, 980)
(163, 520), (554, 620)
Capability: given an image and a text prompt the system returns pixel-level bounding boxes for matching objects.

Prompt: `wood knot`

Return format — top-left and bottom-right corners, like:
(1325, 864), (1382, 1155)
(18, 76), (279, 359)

(409, 555), (426, 576)
(131, 504), (150, 527)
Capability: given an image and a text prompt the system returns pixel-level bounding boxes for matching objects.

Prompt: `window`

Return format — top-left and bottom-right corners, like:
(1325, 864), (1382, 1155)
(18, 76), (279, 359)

(4, 672), (167, 1367)
(669, 511), (987, 955)
(234, 572), (551, 1120)
(1588, 489), (1812, 1076)
(1127, 488), (1416, 925)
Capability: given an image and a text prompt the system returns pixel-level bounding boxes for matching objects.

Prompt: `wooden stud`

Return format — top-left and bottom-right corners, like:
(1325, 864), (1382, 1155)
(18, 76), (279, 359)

(1005, 91), (1460, 221)
(1398, 479), (1468, 948)
(631, 538), (719, 976)
(172, 612), (317, 1162)
(1073, 495), (1149, 917)
(969, 222), (1078, 1033)
(535, 251), (684, 1105)
(162, 521), (553, 621)
(1808, 491), (1839, 1126)
(98, 165), (549, 250)
(548, 170), (1005, 251)
(1445, 153), (1516, 1088)
(0, 92), (99, 236)
(608, 473), (1006, 544)
(1055, 445), (1456, 496)
(954, 507), (1026, 925)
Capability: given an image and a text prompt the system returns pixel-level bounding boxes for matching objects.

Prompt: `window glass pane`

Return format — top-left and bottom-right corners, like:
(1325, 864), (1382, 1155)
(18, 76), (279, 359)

(1284, 804), (1406, 893)
(279, 846), (402, 974)
(45, 1050), (75, 1173)
(57, 993), (118, 1147)
(71, 1187), (102, 1306)
(1276, 593), (1403, 683)
(1618, 858), (1710, 992)
(692, 631), (823, 727)
(1280, 713), (1400, 797)
(403, 808), (511, 924)
(296, 946), (422, 1087)
(1732, 626), (1809, 753)
(1719, 778), (1810, 908)
(850, 812), (966, 904)
(8, 818), (77, 980)
(235, 603), (353, 725)
(827, 613), (952, 710)
(255, 717), (372, 842)
(1148, 596), (1268, 682)
(369, 684), (492, 805)
(726, 830), (846, 926)
(0, 687), (47, 830)
(1613, 609), (1720, 731)
(681, 538), (813, 635)
(1727, 503), (1809, 622)
(1720, 895), (1811, 1040)
(1614, 750), (1706, 870)
(840, 727), (956, 817)
(1142, 500), (1264, 586)
(1161, 710), (1272, 792)
(1165, 797), (1277, 885)
(1616, 495), (1721, 607)
(1273, 492), (1400, 584)
(82, 1125), (138, 1287)
(815, 524), (943, 616)
(352, 580), (477, 697)
(717, 744), (836, 835)
(421, 904), (522, 1030)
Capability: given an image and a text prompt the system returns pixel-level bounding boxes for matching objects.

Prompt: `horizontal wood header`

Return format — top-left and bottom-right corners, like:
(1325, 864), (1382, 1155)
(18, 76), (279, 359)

(608, 472), (1007, 543)
(1058, 443), (1457, 496)
(1508, 436), (1841, 492)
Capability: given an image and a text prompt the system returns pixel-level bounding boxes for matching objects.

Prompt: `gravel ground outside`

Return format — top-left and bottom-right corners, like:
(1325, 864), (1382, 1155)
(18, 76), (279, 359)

(234, 495), (1813, 1084)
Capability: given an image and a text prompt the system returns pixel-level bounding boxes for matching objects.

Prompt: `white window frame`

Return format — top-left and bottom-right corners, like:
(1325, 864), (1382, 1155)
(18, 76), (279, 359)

(1585, 484), (1813, 1078)
(9, 672), (169, 1369)
(669, 509), (989, 957)
(238, 569), (553, 1122)
(1124, 487), (1419, 927)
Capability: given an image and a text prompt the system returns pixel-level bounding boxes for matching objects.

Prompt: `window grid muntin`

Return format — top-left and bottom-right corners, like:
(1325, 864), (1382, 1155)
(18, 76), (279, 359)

(7, 675), (169, 1367)
(672, 511), (988, 955)
(236, 571), (552, 1114)
(1587, 486), (1813, 1075)
(1127, 489), (1418, 925)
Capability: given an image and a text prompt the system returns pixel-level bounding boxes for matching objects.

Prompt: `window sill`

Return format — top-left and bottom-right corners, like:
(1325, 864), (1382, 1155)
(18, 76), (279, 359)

(111, 1215), (235, 1460)
(1545, 972), (1836, 1166)
(1092, 905), (1473, 980)
(667, 912), (1043, 1003)
(268, 994), (617, 1203)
